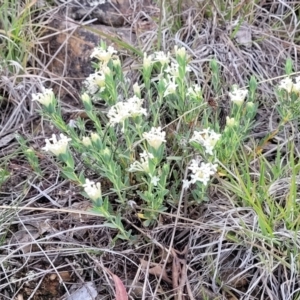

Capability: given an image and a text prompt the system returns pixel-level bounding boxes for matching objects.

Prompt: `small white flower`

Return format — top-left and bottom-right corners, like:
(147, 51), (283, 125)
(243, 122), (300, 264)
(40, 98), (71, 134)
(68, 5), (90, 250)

(188, 159), (201, 174)
(68, 119), (77, 128)
(182, 179), (191, 190)
(91, 132), (101, 143)
(189, 168), (211, 186)
(187, 84), (202, 97)
(143, 127), (166, 149)
(101, 147), (111, 157)
(163, 77), (178, 97)
(81, 93), (91, 105)
(246, 102), (255, 109)
(133, 82), (141, 96)
(190, 128), (221, 155)
(102, 65), (111, 75)
(42, 134), (71, 156)
(90, 45), (117, 63)
(84, 71), (106, 94)
(82, 136), (92, 147)
(128, 150), (154, 173)
(194, 85), (201, 93)
(107, 102), (131, 126)
(279, 77), (293, 93)
(186, 65), (191, 72)
(143, 52), (153, 69)
(140, 150), (154, 160)
(164, 62), (180, 78)
(107, 96), (147, 127)
(229, 85), (248, 106)
(174, 45), (186, 59)
(127, 96), (148, 117)
(150, 175), (160, 186)
(225, 116), (237, 127)
(107, 46), (117, 54)
(82, 179), (102, 201)
(32, 87), (54, 107)
(187, 87), (194, 96)
(112, 57), (121, 67)
(188, 160), (217, 186)
(128, 161), (145, 172)
(153, 51), (170, 65)
(164, 61), (190, 77)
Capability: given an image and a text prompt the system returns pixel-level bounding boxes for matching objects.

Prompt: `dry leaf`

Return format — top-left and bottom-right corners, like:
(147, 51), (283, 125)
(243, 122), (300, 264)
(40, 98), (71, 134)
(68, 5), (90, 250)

(112, 273), (128, 300)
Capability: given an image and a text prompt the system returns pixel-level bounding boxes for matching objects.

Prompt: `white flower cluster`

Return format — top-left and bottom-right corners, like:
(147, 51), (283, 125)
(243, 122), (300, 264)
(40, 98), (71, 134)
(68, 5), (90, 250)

(84, 45), (119, 95)
(82, 136), (92, 147)
(165, 62), (181, 78)
(143, 53), (153, 69)
(81, 132), (102, 147)
(133, 82), (141, 96)
(163, 77), (177, 97)
(183, 159), (218, 189)
(143, 46), (190, 98)
(42, 134), (71, 156)
(32, 87), (54, 107)
(229, 85), (248, 106)
(84, 71), (106, 95)
(146, 45), (186, 68)
(153, 51), (170, 65)
(143, 126), (166, 149)
(82, 179), (102, 201)
(187, 84), (202, 98)
(128, 151), (161, 186)
(129, 127), (166, 187)
(225, 116), (237, 127)
(190, 128), (221, 155)
(128, 150), (154, 173)
(279, 76), (300, 94)
(174, 45), (187, 59)
(107, 95), (147, 127)
(90, 45), (117, 64)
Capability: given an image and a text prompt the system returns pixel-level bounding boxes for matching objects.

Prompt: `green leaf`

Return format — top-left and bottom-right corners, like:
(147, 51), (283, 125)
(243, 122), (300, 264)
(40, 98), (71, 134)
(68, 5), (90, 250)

(116, 233), (130, 240)
(285, 57), (293, 75)
(78, 171), (85, 184)
(61, 167), (78, 181)
(103, 222), (119, 229)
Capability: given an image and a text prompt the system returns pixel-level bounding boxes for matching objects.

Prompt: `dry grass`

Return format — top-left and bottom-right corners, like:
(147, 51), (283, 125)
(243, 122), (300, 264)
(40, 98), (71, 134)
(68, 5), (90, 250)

(1, 0), (300, 299)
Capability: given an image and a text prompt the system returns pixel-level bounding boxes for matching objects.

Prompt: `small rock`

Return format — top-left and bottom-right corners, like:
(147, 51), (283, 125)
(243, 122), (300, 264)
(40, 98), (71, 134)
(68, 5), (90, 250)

(67, 282), (98, 300)
(57, 0), (131, 27)
(41, 15), (136, 97)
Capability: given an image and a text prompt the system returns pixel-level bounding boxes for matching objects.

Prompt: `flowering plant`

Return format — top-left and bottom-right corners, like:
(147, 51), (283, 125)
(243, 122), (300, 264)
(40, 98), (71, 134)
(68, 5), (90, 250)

(29, 42), (259, 237)
(277, 75), (300, 121)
